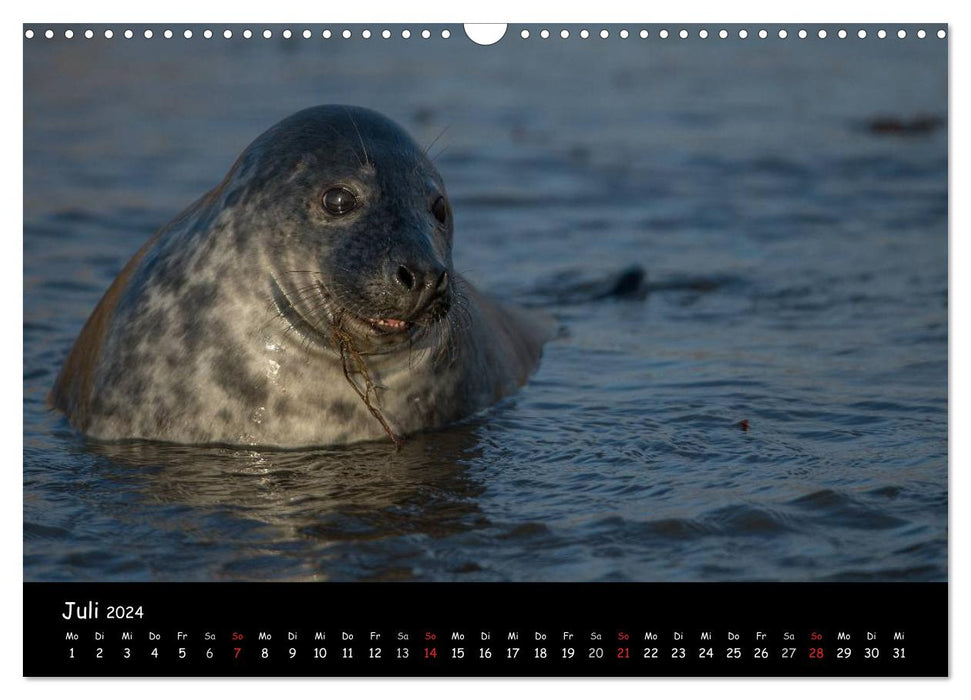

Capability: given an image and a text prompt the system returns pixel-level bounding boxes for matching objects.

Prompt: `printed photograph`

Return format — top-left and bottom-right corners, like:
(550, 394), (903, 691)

(24, 25), (947, 582)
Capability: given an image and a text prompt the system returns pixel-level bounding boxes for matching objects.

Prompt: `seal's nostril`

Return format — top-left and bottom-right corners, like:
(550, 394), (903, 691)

(396, 265), (415, 290)
(436, 270), (449, 293)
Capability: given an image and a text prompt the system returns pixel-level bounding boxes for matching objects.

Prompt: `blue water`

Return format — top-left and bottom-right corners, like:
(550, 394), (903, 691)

(23, 25), (947, 581)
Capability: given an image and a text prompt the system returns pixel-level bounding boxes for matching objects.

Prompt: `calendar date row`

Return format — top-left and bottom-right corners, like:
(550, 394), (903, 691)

(66, 644), (909, 662)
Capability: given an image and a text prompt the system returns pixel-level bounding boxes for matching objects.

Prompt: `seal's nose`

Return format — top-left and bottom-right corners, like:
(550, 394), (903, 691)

(392, 261), (449, 315)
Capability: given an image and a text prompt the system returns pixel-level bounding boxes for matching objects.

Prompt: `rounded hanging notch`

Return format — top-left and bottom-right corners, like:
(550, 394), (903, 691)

(464, 24), (507, 46)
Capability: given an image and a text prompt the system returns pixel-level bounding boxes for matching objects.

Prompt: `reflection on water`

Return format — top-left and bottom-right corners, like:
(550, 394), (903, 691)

(69, 425), (490, 581)
(24, 27), (947, 582)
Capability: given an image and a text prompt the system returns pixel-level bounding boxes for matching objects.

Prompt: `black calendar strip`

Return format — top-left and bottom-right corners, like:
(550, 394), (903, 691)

(24, 582), (946, 677)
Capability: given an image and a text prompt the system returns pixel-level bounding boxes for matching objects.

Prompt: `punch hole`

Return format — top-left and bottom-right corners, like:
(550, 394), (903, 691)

(402, 29), (411, 39)
(124, 29), (133, 39)
(465, 24), (506, 45)
(718, 29), (727, 39)
(24, 29), (33, 39)
(758, 29), (767, 39)
(698, 29), (708, 39)
(264, 30), (272, 39)
(838, 29), (847, 39)
(520, 29), (529, 39)
(937, 29), (946, 38)
(164, 29), (173, 39)
(223, 30), (232, 39)
(639, 30), (648, 39)
(422, 29), (431, 39)
(659, 29), (669, 39)
(143, 29), (153, 39)
(542, 29), (551, 39)
(382, 30), (390, 39)
(362, 30), (372, 39)
(85, 29), (93, 39)
(104, 29), (113, 38)
(183, 29), (192, 39)
(441, 29), (451, 39)
(45, 29), (53, 39)
(326, 30), (335, 38)
(243, 29), (252, 39)
(798, 29), (807, 39)
(917, 29), (926, 39)
(599, 30), (608, 39)
(679, 29), (688, 39)
(580, 29), (589, 39)
(204, 29), (213, 39)
(898, 30), (906, 39)
(877, 29), (887, 39)
(778, 29), (787, 39)
(858, 29), (867, 38)
(283, 29), (292, 39)
(65, 29), (74, 39)
(739, 29), (748, 39)
(302, 29), (311, 39)
(342, 30), (351, 39)
(560, 29), (569, 39)
(620, 29), (629, 39)
(818, 29), (827, 39)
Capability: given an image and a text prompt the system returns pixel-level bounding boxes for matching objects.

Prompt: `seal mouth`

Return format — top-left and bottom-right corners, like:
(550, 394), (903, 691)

(271, 276), (449, 353)
(335, 309), (419, 345)
(336, 287), (453, 346)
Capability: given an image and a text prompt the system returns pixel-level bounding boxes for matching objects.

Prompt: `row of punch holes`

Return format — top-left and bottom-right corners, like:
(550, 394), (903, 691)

(24, 26), (947, 42)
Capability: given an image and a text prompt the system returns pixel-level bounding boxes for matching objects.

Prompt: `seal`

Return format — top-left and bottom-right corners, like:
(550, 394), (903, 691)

(50, 105), (554, 447)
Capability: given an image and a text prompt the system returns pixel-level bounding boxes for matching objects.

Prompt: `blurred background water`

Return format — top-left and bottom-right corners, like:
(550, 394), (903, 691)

(23, 25), (947, 581)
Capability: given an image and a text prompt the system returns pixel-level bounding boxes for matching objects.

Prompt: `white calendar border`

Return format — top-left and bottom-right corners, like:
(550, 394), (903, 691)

(5, 0), (962, 697)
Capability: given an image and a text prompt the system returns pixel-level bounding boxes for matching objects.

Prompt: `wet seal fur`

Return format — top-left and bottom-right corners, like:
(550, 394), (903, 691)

(50, 106), (554, 447)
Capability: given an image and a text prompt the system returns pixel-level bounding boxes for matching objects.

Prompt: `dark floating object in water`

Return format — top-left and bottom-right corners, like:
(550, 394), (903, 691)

(865, 115), (945, 136)
(522, 266), (747, 307)
(737, 419), (750, 432)
(524, 265), (649, 306)
(598, 265), (648, 300)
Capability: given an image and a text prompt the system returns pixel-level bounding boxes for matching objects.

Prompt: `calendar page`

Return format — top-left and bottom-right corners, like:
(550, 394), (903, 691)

(22, 21), (948, 677)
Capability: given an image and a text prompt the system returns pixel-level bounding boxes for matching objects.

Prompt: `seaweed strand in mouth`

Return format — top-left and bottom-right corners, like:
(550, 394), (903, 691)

(332, 319), (404, 449)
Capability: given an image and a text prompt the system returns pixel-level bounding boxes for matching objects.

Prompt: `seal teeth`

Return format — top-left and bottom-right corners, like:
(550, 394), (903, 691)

(370, 317), (409, 330)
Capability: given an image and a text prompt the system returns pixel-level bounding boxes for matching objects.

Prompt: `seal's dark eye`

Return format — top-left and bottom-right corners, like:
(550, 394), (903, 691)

(432, 196), (449, 225)
(322, 187), (358, 216)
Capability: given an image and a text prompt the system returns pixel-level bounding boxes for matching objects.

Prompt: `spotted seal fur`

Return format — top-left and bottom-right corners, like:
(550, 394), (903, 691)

(50, 105), (554, 447)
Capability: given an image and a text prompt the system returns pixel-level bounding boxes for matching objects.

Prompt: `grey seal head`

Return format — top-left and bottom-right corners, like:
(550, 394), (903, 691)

(50, 105), (555, 447)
